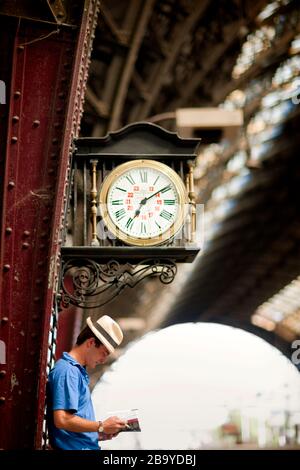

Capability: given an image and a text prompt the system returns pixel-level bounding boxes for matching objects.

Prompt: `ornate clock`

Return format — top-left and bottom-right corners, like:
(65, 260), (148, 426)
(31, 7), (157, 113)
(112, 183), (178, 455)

(99, 159), (188, 246)
(60, 123), (201, 309)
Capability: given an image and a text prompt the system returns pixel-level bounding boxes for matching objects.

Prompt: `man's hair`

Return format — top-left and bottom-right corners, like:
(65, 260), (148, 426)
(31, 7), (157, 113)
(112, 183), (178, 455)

(76, 325), (103, 347)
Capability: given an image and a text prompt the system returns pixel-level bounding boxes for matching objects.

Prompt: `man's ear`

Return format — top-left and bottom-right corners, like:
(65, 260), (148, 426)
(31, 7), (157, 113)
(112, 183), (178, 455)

(86, 337), (95, 349)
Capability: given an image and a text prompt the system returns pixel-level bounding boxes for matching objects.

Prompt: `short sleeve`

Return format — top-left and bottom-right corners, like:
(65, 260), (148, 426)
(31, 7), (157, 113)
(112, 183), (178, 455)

(51, 367), (80, 413)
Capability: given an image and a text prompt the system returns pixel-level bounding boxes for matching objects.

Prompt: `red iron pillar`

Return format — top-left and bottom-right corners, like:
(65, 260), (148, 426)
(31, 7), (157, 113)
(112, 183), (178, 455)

(0, 0), (100, 449)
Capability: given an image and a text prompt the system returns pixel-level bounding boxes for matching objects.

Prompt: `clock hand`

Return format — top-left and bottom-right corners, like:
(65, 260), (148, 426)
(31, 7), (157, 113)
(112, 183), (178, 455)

(132, 198), (147, 219)
(132, 184), (171, 219)
(142, 185), (171, 203)
(132, 208), (141, 219)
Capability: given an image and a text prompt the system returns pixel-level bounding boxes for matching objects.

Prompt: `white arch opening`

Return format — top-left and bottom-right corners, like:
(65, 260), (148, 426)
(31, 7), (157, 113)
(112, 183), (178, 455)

(92, 323), (300, 450)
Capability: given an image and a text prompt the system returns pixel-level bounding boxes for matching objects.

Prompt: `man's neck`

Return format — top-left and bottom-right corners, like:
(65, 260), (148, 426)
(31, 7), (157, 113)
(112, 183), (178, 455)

(68, 345), (86, 366)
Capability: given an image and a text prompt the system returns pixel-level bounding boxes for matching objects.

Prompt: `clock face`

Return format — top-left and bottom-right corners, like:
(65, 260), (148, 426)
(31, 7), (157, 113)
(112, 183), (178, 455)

(99, 160), (187, 246)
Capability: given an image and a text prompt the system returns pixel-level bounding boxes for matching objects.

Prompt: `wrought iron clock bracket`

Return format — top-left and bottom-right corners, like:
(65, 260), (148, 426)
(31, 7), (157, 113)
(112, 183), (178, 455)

(59, 257), (177, 309)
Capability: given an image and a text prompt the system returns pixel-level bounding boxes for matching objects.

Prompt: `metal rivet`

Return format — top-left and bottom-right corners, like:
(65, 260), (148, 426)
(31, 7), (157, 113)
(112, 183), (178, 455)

(33, 120), (40, 127)
(43, 217), (49, 222)
(3, 264), (10, 271)
(22, 242), (30, 249)
(17, 45), (24, 51)
(33, 297), (41, 302)
(0, 370), (6, 377)
(14, 91), (21, 98)
(36, 279), (42, 284)
(11, 136), (18, 143)
(32, 315), (39, 320)
(12, 115), (19, 123)
(0, 397), (6, 403)
(23, 231), (30, 237)
(8, 181), (15, 189)
(1, 317), (8, 323)
(31, 333), (37, 338)
(52, 138), (58, 144)
(48, 168), (55, 174)
(5, 227), (12, 235)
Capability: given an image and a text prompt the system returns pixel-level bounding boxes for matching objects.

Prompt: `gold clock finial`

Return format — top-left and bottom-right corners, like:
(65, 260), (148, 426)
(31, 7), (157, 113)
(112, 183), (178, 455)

(90, 159), (99, 246)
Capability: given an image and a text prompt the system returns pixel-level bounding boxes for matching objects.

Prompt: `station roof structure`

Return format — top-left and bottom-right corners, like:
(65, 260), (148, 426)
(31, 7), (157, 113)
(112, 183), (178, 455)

(79, 0), (300, 363)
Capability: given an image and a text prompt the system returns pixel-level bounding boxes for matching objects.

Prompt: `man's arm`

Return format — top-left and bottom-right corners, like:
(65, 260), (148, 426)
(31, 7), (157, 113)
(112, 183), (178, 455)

(54, 410), (126, 434)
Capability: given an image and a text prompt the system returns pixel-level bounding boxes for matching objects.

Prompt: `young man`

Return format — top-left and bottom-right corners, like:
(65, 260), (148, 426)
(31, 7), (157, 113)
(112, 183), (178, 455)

(47, 315), (127, 450)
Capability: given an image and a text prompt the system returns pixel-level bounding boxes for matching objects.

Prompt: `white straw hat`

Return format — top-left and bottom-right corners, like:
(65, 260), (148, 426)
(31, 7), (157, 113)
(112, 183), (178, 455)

(86, 315), (123, 354)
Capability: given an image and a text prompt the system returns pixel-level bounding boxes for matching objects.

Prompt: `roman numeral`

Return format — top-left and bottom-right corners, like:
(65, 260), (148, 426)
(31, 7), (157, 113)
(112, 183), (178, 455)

(126, 174), (135, 185)
(160, 209), (173, 221)
(139, 170), (148, 183)
(140, 222), (147, 234)
(111, 200), (123, 205)
(164, 199), (175, 205)
(153, 175), (160, 185)
(125, 217), (134, 231)
(116, 187), (126, 192)
(155, 221), (162, 230)
(115, 208), (126, 221)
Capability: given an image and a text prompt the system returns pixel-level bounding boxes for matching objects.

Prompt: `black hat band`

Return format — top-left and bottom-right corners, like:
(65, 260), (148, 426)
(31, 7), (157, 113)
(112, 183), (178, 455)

(93, 322), (118, 349)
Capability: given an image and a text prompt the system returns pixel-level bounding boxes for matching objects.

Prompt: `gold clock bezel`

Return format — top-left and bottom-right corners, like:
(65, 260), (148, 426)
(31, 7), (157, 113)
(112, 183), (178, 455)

(98, 159), (188, 246)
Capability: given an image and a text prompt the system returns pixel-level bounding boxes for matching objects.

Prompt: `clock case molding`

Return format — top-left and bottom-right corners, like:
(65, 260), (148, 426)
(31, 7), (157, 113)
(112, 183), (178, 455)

(60, 122), (201, 309)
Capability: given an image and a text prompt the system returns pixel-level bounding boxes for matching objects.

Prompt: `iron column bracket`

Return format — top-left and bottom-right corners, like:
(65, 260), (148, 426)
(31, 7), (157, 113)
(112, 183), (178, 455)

(60, 258), (177, 309)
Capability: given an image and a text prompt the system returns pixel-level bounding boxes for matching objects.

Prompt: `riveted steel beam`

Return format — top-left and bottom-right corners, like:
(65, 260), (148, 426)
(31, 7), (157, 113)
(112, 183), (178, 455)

(0, 0), (100, 449)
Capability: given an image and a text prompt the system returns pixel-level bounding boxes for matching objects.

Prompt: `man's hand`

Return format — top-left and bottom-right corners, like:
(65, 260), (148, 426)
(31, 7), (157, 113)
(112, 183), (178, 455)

(103, 415), (127, 434)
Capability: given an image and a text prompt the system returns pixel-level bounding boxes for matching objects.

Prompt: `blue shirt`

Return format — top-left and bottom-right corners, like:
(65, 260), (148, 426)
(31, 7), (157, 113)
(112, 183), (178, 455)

(47, 352), (100, 450)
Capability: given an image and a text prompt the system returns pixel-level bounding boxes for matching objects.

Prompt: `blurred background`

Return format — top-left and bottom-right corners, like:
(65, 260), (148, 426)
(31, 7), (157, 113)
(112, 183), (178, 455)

(1, 0), (300, 449)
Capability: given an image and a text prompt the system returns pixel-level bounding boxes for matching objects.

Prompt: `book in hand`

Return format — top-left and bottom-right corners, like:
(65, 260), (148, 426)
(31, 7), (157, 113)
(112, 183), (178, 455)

(99, 409), (141, 440)
(107, 408), (141, 432)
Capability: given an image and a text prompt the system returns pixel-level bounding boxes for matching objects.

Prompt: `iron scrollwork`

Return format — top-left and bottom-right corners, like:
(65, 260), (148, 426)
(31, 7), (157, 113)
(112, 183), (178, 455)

(61, 258), (177, 309)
